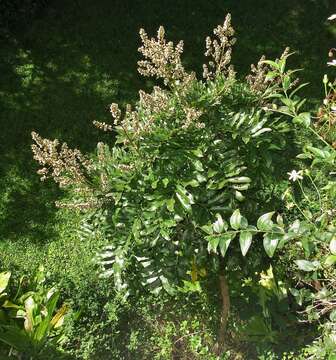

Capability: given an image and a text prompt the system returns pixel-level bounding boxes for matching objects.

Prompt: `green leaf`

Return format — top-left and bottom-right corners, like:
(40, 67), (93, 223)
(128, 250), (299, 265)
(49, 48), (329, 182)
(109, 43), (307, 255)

(282, 75), (291, 91)
(162, 178), (169, 187)
(207, 236), (220, 254)
(201, 224), (214, 235)
(2, 300), (20, 309)
(0, 326), (32, 352)
(0, 272), (11, 294)
(330, 309), (336, 322)
(293, 112), (311, 127)
(330, 238), (336, 255)
(295, 260), (320, 272)
(239, 231), (253, 256)
(166, 198), (175, 212)
(34, 291), (60, 342)
(213, 214), (227, 233)
(265, 71), (278, 81)
(306, 146), (329, 159)
(175, 187), (194, 213)
(218, 234), (234, 257)
(263, 232), (281, 257)
(257, 212), (275, 231)
(230, 209), (242, 230)
(227, 177), (251, 184)
(289, 82), (309, 98)
(251, 128), (272, 137)
(234, 190), (245, 202)
(262, 60), (280, 70)
(325, 255), (336, 267)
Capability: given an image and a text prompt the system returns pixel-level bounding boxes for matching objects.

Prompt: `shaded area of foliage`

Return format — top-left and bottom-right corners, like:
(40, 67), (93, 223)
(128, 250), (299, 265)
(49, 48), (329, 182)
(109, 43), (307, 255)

(0, 0), (51, 34)
(1, 1), (336, 359)
(0, 0), (334, 245)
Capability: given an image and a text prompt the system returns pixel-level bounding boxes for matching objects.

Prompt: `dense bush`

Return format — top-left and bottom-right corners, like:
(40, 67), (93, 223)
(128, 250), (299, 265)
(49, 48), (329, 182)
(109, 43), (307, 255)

(23, 12), (336, 359)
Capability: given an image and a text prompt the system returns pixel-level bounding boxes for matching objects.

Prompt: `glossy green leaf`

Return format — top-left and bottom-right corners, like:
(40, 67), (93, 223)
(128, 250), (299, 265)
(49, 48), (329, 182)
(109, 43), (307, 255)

(207, 236), (220, 254)
(257, 212), (274, 231)
(227, 177), (251, 184)
(175, 187), (193, 213)
(230, 209), (242, 230)
(239, 231), (253, 256)
(35, 291), (60, 342)
(263, 232), (281, 257)
(213, 214), (227, 233)
(218, 234), (234, 257)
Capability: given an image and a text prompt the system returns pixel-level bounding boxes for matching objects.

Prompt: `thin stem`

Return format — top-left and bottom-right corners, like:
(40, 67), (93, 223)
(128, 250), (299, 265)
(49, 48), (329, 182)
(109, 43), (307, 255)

(291, 197), (314, 225)
(307, 173), (322, 209)
(307, 126), (335, 151)
(298, 180), (311, 204)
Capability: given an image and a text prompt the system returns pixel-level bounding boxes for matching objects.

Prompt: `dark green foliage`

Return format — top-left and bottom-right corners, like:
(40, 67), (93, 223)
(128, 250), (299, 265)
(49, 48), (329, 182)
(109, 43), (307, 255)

(0, 0), (50, 33)
(1, 1), (336, 359)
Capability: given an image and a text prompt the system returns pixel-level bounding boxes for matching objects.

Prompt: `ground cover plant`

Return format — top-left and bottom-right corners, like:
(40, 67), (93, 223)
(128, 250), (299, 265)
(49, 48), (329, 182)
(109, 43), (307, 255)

(1, 1), (336, 359)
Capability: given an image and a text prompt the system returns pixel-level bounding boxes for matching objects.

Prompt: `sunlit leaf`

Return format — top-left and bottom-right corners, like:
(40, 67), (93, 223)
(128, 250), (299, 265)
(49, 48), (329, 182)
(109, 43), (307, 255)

(295, 260), (320, 272)
(239, 231), (253, 256)
(257, 212), (274, 231)
(230, 209), (242, 230)
(263, 232), (281, 257)
(218, 234), (234, 257)
(0, 272), (11, 294)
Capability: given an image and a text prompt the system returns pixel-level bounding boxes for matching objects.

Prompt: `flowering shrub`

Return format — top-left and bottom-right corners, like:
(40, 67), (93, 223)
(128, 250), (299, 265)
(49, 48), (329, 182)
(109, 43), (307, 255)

(31, 13), (336, 355)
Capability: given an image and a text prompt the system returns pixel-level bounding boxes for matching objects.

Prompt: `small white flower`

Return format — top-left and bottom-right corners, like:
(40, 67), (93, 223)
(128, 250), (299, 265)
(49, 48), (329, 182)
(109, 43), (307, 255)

(327, 59), (336, 67)
(287, 170), (304, 182)
(328, 14), (336, 21)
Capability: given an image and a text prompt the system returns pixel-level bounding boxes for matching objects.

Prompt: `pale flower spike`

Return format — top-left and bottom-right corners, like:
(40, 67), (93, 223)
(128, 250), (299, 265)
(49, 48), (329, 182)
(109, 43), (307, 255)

(287, 170), (304, 182)
(328, 14), (336, 21)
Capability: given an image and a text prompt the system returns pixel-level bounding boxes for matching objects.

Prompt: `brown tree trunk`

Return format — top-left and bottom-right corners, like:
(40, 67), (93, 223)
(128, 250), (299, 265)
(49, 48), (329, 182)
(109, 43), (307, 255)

(214, 273), (230, 355)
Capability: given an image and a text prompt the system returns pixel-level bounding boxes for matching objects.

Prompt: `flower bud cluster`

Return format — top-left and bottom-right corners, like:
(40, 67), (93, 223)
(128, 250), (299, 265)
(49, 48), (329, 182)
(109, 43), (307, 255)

(203, 14), (236, 80)
(31, 131), (93, 188)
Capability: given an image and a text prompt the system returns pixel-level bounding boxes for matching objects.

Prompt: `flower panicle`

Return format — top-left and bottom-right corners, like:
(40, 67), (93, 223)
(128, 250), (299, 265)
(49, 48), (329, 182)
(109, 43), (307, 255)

(203, 13), (236, 80)
(31, 131), (93, 188)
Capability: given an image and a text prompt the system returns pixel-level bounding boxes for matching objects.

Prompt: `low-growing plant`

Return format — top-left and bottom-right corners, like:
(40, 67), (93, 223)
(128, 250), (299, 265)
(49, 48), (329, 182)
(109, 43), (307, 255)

(0, 266), (69, 359)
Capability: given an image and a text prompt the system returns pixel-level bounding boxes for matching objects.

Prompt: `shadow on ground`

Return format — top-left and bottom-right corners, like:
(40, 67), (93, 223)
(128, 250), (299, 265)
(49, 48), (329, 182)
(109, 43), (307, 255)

(0, 0), (334, 244)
